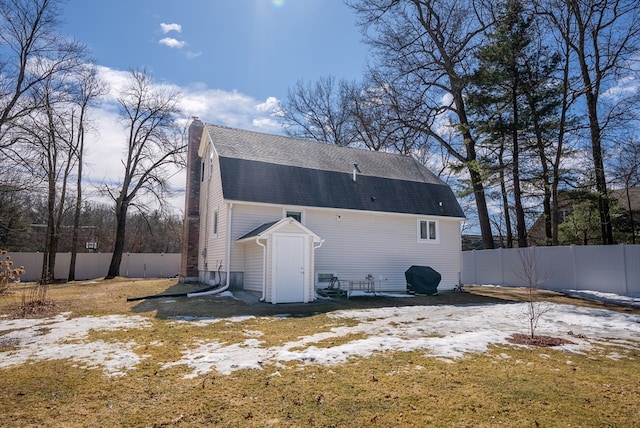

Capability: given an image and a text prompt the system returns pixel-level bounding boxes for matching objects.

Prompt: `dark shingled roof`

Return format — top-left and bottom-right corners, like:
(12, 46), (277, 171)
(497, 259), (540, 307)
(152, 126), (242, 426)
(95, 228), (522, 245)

(236, 221), (279, 241)
(205, 124), (465, 218)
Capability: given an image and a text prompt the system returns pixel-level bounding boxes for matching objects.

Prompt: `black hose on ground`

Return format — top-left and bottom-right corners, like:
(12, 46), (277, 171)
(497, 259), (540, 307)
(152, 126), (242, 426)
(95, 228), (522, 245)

(126, 283), (222, 302)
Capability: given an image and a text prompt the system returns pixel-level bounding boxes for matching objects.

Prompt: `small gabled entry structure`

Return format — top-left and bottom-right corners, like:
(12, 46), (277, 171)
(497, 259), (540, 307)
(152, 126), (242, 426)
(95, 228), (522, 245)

(236, 217), (323, 303)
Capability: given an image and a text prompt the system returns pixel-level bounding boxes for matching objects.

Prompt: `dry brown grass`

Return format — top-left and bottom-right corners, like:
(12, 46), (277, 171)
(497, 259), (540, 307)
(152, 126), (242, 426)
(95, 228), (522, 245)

(466, 284), (640, 314)
(0, 278), (638, 427)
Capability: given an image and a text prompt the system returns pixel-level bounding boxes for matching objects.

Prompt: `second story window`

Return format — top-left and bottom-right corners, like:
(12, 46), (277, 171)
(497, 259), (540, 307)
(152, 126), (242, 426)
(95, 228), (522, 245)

(286, 210), (302, 222)
(418, 219), (438, 242)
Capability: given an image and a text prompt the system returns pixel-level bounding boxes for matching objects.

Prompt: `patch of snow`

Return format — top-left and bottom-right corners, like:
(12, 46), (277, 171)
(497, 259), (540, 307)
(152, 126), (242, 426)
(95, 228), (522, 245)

(348, 291), (415, 298)
(562, 289), (640, 308)
(162, 302), (639, 377)
(2, 294), (639, 378)
(0, 313), (152, 376)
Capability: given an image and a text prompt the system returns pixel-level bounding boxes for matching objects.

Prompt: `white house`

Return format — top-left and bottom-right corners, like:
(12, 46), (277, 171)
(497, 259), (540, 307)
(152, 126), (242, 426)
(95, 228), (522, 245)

(180, 120), (465, 303)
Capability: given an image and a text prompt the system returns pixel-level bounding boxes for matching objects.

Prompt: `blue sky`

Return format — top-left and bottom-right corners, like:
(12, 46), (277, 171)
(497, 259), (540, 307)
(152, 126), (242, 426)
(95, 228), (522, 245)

(59, 0), (370, 211)
(62, 0), (367, 104)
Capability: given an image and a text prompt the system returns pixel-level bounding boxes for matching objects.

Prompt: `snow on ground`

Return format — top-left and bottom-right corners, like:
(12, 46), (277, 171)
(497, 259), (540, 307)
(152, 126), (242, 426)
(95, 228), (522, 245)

(1, 296), (639, 378)
(562, 289), (640, 308)
(0, 313), (152, 376)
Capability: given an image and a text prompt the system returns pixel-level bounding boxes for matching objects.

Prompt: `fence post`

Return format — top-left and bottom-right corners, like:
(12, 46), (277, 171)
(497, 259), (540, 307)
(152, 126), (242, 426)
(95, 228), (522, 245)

(499, 247), (504, 286)
(472, 250), (476, 285)
(571, 245), (577, 290)
(621, 244), (628, 295)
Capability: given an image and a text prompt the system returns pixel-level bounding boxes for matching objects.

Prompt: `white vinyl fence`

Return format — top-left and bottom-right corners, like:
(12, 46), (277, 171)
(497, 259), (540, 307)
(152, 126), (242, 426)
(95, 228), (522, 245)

(461, 245), (640, 295)
(6, 252), (181, 282)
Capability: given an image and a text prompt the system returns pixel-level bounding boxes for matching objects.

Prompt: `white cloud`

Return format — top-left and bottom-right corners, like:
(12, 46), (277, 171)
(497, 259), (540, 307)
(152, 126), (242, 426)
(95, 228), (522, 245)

(81, 67), (285, 213)
(256, 96), (280, 112)
(159, 37), (186, 49)
(603, 75), (638, 100)
(160, 22), (182, 34)
(185, 50), (202, 59)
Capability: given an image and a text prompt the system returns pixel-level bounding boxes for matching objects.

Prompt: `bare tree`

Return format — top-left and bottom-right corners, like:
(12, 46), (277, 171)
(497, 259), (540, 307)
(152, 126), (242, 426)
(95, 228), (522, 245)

(612, 138), (640, 244)
(24, 61), (87, 284)
(103, 69), (185, 280)
(351, 81), (431, 154)
(0, 0), (85, 150)
(537, 0), (640, 245)
(68, 64), (107, 281)
(279, 76), (359, 146)
(516, 247), (552, 338)
(349, 0), (497, 249)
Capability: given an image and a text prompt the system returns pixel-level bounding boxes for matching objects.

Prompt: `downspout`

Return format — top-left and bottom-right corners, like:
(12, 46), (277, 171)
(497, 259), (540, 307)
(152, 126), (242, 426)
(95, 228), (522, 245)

(312, 239), (325, 301)
(225, 202), (233, 288)
(256, 237), (267, 301)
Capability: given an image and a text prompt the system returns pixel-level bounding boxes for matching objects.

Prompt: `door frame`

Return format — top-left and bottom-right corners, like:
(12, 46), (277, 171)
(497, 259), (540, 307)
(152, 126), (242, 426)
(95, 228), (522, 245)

(272, 233), (309, 303)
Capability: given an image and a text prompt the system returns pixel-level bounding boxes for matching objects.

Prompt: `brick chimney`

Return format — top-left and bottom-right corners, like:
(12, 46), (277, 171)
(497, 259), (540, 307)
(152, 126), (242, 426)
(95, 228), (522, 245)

(180, 117), (204, 282)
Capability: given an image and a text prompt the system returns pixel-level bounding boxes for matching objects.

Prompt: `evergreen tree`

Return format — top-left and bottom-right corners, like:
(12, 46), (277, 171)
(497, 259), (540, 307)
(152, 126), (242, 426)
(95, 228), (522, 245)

(469, 0), (563, 247)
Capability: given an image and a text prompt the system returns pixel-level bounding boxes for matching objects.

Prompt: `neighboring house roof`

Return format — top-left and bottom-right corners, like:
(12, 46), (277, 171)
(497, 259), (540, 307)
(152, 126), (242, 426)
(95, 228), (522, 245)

(204, 124), (465, 218)
(528, 187), (640, 245)
(611, 187), (640, 212)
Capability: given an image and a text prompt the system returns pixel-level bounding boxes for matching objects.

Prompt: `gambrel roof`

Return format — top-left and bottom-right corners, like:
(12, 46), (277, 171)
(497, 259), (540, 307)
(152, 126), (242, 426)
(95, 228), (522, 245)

(203, 124), (465, 218)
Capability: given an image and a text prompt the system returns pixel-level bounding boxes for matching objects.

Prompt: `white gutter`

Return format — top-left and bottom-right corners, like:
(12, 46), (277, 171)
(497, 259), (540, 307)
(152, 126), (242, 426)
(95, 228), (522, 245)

(225, 202), (233, 288)
(256, 237), (267, 301)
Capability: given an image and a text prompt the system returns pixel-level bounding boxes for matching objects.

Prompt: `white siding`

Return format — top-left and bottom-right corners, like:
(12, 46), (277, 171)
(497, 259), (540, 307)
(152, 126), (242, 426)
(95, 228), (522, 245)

(242, 242), (264, 292)
(198, 141), (227, 273)
(306, 209), (462, 291)
(230, 204), (282, 271)
(226, 202), (463, 292)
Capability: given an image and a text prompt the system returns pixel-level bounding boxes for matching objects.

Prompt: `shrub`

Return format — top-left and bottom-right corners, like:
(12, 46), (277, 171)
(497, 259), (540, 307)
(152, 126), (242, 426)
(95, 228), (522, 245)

(0, 250), (25, 295)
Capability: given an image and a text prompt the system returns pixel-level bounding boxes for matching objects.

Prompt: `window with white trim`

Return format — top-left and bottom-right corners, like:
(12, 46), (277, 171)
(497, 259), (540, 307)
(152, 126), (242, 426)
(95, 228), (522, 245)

(285, 210), (302, 223)
(418, 219), (438, 242)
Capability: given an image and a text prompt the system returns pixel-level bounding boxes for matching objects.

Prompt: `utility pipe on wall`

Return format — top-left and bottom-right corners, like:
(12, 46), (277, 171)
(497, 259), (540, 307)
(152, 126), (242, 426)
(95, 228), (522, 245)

(225, 202), (233, 288)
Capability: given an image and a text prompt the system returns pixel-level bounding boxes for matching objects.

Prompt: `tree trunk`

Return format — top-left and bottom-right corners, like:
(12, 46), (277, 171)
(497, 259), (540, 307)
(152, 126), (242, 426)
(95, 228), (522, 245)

(69, 122), (85, 282)
(625, 183), (636, 244)
(511, 81), (527, 248)
(585, 92), (613, 244)
(456, 92), (494, 250)
(106, 203), (128, 279)
(469, 168), (494, 249)
(498, 143), (513, 248)
(68, 171), (81, 281)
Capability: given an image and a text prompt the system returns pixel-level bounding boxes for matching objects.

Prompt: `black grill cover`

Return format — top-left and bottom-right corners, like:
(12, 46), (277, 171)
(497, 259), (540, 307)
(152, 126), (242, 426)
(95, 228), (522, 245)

(405, 266), (441, 295)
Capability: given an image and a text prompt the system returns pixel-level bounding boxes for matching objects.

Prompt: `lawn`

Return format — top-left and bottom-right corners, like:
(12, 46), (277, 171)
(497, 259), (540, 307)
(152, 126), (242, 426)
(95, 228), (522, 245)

(1, 279), (639, 427)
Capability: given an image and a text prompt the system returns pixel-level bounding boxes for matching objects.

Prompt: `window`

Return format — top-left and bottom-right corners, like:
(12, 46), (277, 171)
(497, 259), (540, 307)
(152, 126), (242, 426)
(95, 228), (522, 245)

(209, 150), (214, 175)
(418, 219), (438, 242)
(285, 210), (302, 222)
(316, 272), (338, 286)
(200, 160), (205, 182)
(558, 209), (572, 224)
(212, 210), (218, 236)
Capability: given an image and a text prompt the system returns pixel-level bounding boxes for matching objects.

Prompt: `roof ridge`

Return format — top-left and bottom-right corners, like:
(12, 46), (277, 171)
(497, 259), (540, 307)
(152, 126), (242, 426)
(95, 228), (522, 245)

(203, 122), (444, 185)
(204, 122), (418, 163)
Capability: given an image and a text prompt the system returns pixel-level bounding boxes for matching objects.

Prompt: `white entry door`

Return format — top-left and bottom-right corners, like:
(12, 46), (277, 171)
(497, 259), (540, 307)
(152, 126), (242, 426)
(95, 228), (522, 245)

(273, 234), (306, 303)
